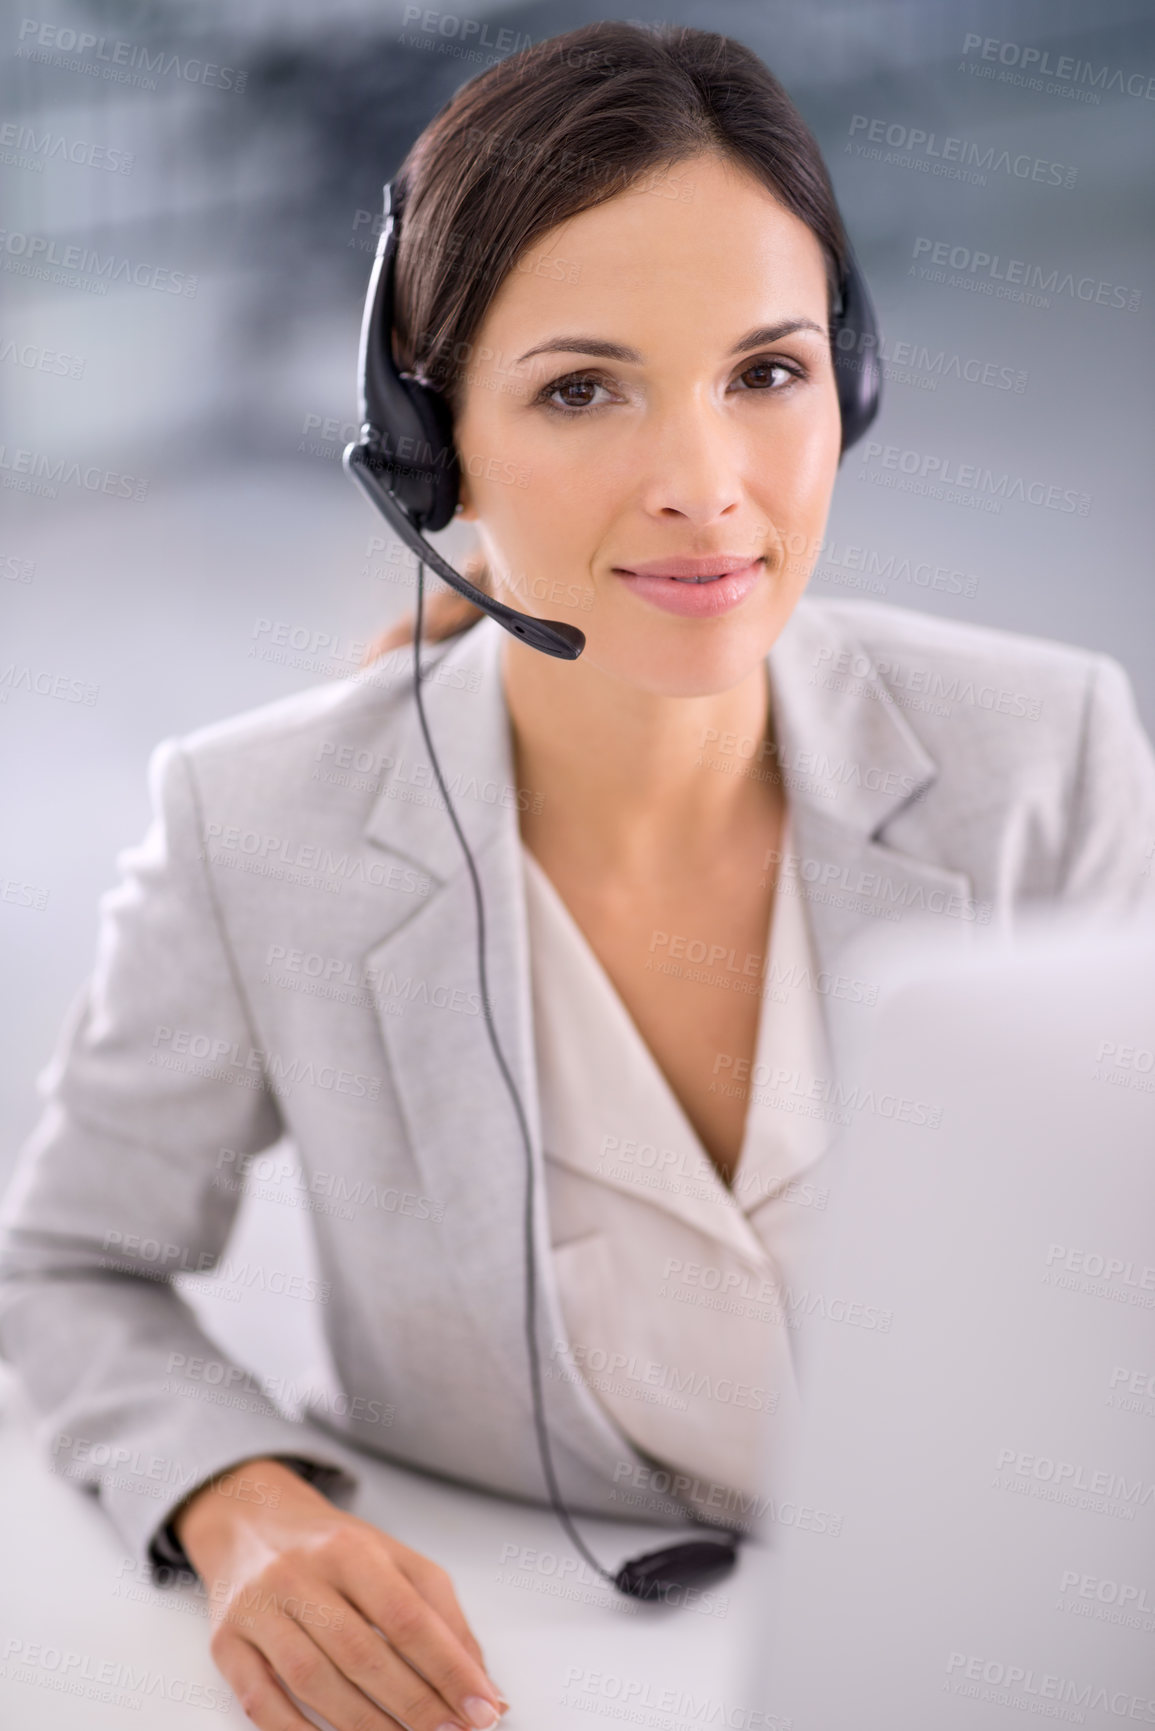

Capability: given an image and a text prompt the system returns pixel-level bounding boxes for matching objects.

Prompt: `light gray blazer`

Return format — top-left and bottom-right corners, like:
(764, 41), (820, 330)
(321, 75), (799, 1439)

(2, 597), (1154, 1573)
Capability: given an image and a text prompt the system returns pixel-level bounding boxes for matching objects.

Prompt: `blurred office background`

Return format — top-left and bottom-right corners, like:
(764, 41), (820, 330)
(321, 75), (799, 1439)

(2, 0), (1152, 1216)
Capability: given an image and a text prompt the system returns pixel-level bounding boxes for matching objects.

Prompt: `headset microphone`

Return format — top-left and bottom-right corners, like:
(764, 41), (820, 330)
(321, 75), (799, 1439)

(343, 181), (585, 661)
(345, 174), (881, 1603)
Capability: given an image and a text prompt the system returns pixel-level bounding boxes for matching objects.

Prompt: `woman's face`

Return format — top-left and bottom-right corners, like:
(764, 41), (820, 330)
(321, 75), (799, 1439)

(453, 149), (842, 698)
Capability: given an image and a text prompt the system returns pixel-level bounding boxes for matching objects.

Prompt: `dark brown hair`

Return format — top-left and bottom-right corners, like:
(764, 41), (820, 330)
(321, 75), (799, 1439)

(368, 20), (848, 660)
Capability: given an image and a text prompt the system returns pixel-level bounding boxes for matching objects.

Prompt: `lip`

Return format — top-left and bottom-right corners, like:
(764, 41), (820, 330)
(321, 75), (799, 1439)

(616, 554), (761, 580)
(612, 557), (763, 619)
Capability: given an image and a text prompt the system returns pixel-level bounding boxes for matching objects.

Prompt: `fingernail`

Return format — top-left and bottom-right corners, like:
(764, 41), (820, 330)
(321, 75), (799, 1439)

(464, 1699), (500, 1728)
(435, 1723), (466, 1731)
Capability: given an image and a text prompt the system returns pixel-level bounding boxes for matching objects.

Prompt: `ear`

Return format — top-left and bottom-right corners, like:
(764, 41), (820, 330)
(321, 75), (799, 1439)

(455, 472), (478, 522)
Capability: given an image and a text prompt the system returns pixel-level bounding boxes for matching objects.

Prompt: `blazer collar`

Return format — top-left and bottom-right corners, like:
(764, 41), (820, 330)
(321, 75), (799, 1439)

(363, 619), (513, 886)
(765, 599), (938, 839)
(364, 598), (941, 885)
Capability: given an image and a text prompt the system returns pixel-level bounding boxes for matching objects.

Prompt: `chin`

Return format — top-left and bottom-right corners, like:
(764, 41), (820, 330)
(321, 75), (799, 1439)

(594, 633), (777, 700)
(590, 596), (792, 697)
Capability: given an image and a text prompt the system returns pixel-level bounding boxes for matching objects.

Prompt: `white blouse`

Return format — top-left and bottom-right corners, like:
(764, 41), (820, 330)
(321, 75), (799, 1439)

(521, 812), (837, 1519)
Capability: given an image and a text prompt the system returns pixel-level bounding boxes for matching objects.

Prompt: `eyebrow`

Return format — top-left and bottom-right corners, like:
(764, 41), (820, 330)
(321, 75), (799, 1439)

(514, 319), (827, 367)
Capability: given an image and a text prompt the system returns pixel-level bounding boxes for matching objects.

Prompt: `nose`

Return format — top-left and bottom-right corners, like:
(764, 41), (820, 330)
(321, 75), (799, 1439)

(635, 401), (746, 527)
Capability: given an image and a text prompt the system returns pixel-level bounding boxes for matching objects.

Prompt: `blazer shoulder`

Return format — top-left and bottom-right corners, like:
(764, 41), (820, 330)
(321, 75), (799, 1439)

(798, 594), (1105, 697)
(175, 647), (419, 775)
(142, 645), (443, 851)
(794, 595), (1133, 756)
(794, 599), (1155, 911)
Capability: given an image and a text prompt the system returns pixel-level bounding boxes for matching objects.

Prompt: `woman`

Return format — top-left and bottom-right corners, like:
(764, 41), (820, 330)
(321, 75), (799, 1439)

(2, 21), (1154, 1731)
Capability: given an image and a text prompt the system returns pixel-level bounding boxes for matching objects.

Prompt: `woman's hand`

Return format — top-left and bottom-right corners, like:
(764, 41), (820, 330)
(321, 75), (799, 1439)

(174, 1456), (509, 1731)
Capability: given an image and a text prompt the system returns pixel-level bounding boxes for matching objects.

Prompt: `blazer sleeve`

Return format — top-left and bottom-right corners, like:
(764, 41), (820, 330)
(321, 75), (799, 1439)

(0, 737), (361, 1577)
(1057, 652), (1155, 917)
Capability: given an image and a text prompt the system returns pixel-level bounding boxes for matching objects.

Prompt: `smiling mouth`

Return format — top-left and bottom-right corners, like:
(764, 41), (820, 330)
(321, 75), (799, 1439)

(614, 557), (764, 584)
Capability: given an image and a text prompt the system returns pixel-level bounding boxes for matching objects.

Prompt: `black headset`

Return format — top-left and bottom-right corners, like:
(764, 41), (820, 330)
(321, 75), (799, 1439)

(343, 177), (881, 1602)
(344, 177), (882, 662)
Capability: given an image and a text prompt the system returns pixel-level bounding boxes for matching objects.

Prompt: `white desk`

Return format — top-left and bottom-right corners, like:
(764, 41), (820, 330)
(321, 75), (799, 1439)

(0, 1365), (772, 1729)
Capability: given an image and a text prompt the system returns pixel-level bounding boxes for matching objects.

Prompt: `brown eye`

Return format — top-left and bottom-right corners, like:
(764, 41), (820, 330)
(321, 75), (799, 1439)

(542, 374), (604, 411)
(737, 359), (796, 391)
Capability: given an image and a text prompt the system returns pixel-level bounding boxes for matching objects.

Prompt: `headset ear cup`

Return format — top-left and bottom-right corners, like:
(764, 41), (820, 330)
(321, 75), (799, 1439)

(399, 373), (460, 532)
(832, 255), (882, 454)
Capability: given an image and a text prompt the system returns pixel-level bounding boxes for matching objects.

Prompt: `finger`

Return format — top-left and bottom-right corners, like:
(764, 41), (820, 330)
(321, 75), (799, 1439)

(259, 1617), (408, 1731)
(337, 1543), (503, 1727)
(397, 1553), (489, 1672)
(211, 1629), (316, 1731)
(284, 1591), (474, 1731)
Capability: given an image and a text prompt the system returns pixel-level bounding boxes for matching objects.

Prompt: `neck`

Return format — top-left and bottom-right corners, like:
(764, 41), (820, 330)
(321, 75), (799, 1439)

(500, 637), (781, 873)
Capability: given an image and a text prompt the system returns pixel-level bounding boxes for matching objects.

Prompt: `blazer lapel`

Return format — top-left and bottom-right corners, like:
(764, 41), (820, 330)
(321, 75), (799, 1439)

(355, 600), (980, 1488)
(361, 619), (655, 1482)
(767, 601), (979, 1072)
